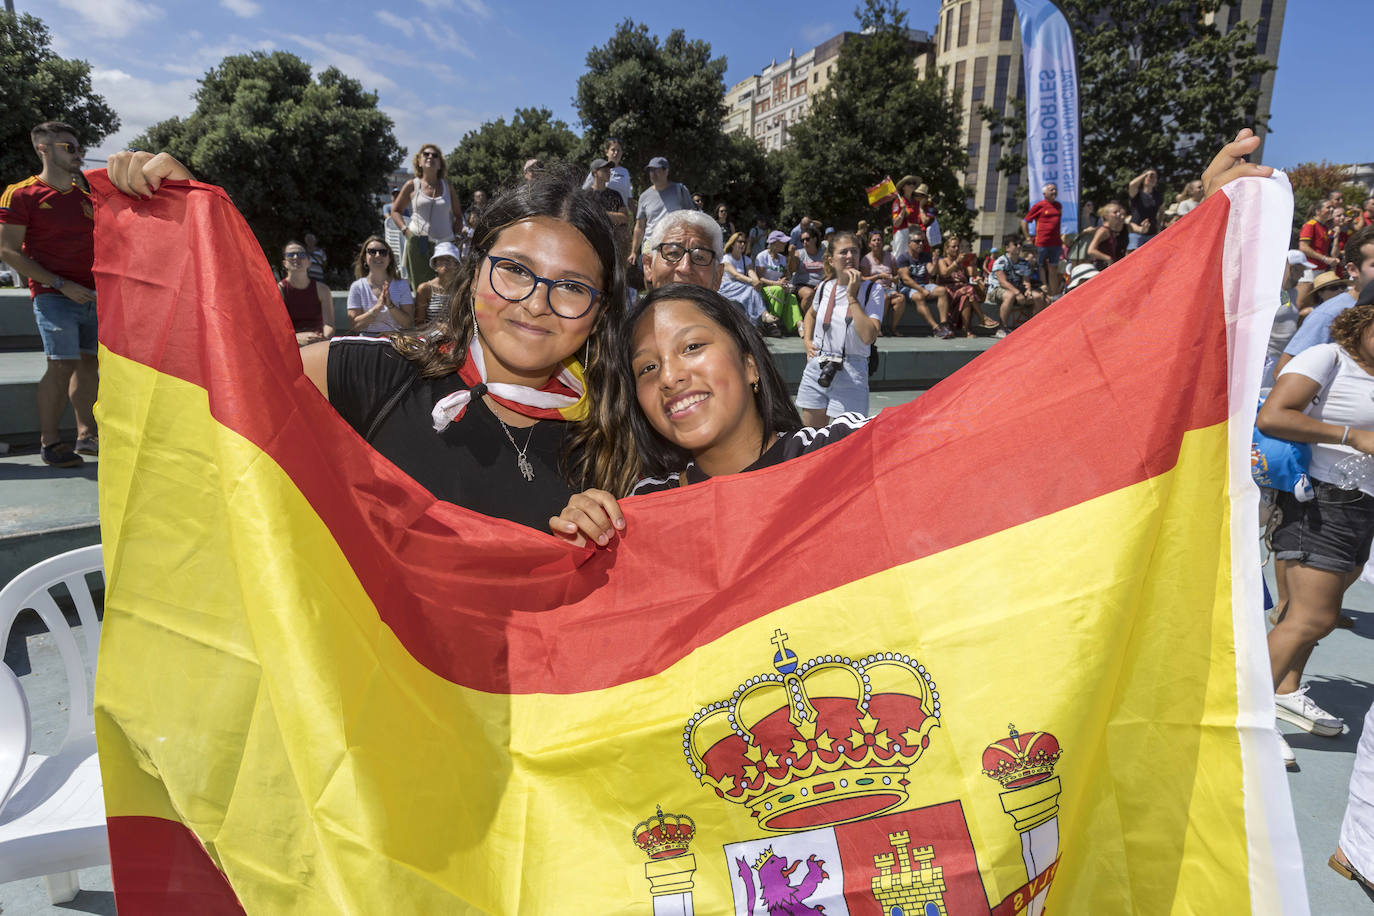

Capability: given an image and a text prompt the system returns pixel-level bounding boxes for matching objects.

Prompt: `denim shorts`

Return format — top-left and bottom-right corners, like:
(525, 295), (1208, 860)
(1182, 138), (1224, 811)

(33, 293), (97, 360)
(1036, 245), (1060, 267)
(796, 355), (869, 417)
(1273, 481), (1374, 573)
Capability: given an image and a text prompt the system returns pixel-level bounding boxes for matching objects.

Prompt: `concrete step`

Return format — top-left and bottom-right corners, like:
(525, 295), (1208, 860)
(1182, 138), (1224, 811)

(762, 336), (994, 390)
(0, 450), (99, 592)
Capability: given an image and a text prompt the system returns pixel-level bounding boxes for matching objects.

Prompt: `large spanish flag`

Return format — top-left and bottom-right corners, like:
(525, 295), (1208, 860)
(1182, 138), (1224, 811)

(91, 170), (1306, 914)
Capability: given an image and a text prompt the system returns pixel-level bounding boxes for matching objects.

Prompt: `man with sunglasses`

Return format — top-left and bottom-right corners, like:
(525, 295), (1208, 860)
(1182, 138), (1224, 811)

(0, 121), (98, 467)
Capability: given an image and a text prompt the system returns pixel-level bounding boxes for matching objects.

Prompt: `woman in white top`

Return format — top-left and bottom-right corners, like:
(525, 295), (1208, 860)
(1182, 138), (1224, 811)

(389, 142), (461, 290)
(347, 236), (414, 335)
(717, 231), (768, 326)
(1257, 301), (1374, 750)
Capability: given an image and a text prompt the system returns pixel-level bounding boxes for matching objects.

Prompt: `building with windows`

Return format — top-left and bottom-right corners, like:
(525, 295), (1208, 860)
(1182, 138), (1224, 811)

(726, 4), (1284, 251)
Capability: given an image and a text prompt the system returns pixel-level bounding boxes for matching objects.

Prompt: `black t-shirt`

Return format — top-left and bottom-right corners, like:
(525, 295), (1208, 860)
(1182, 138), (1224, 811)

(631, 413), (872, 494)
(328, 338), (574, 530)
(1130, 188), (1160, 237)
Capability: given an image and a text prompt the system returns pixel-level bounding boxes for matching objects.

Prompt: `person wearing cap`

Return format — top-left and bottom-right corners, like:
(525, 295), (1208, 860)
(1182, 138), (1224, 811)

(580, 138), (632, 207)
(588, 158), (627, 228)
(1023, 183), (1064, 299)
(413, 240), (462, 327)
(630, 156), (693, 267)
(757, 229), (801, 334)
(892, 176), (921, 256)
(1277, 226), (1374, 380)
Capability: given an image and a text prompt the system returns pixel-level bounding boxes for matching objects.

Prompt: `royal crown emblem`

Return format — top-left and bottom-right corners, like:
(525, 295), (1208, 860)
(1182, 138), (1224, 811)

(632, 806), (696, 860)
(981, 724), (1062, 789)
(683, 629), (940, 832)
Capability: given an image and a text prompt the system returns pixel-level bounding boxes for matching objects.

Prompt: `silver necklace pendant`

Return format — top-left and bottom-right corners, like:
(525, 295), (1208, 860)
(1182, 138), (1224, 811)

(517, 453), (535, 481)
(496, 414), (537, 482)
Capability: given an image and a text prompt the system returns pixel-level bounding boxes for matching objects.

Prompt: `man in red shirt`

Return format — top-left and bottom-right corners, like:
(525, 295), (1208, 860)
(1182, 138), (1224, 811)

(1297, 199), (1338, 312)
(1023, 182), (1064, 299)
(0, 121), (98, 467)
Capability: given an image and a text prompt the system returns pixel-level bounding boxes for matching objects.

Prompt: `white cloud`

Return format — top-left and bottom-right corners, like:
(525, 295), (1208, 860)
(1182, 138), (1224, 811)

(86, 69), (198, 159)
(285, 33), (402, 91)
(376, 10), (416, 39)
(159, 37), (277, 77)
(220, 0), (262, 18)
(415, 0), (489, 19)
(429, 22), (475, 57)
(54, 0), (162, 39)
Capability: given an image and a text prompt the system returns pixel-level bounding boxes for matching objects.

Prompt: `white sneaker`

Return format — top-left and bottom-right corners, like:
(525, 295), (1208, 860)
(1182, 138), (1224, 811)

(1276, 729), (1296, 768)
(1275, 686), (1343, 736)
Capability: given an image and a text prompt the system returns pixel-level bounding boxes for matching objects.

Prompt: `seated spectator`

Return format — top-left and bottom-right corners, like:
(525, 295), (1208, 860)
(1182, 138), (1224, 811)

(1175, 180), (1204, 217)
(347, 235), (414, 335)
(987, 235), (1048, 337)
(936, 237), (985, 337)
(692, 192), (705, 211)
(466, 189), (489, 228)
(413, 241), (461, 327)
(714, 203), (735, 242)
(280, 240), (335, 346)
(757, 230), (801, 334)
(789, 215), (816, 251)
(303, 232), (327, 283)
(791, 228), (826, 319)
(895, 234), (952, 338)
(1087, 203), (1129, 270)
(861, 230), (907, 337)
(718, 231), (770, 329)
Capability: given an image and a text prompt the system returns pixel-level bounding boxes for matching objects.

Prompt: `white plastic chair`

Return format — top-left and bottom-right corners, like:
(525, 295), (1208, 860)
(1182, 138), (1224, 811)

(0, 544), (107, 903)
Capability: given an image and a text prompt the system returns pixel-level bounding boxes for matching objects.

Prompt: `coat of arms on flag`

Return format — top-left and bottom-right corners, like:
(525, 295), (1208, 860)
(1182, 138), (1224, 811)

(88, 167), (1309, 913)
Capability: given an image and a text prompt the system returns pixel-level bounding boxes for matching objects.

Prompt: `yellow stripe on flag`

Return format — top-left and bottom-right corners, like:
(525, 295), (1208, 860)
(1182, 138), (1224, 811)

(97, 346), (1249, 913)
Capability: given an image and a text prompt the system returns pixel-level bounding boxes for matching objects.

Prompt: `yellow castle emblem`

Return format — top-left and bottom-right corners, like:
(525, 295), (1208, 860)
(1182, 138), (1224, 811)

(871, 830), (948, 916)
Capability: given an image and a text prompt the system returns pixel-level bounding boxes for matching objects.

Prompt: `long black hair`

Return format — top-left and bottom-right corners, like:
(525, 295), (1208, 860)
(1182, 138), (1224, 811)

(390, 164), (632, 493)
(620, 283), (802, 477)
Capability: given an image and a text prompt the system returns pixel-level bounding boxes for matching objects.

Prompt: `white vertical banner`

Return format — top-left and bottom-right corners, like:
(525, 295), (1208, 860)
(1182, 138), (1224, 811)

(1015, 0), (1080, 235)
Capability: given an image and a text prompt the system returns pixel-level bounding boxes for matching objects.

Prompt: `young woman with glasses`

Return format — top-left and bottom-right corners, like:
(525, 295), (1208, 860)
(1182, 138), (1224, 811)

(389, 143), (462, 290)
(347, 236), (414, 335)
(106, 153), (634, 529)
(280, 240), (335, 346)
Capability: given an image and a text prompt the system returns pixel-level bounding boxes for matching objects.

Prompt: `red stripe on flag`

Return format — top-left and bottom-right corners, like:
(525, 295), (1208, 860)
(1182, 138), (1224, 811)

(89, 173), (1232, 695)
(106, 815), (245, 914)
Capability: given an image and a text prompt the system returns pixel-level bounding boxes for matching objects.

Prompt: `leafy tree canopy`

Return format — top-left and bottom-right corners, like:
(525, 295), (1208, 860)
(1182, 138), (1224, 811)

(984, 0), (1274, 212)
(0, 12), (119, 185)
(445, 107), (579, 203)
(136, 51), (402, 277)
(574, 21), (729, 201)
(782, 0), (971, 238)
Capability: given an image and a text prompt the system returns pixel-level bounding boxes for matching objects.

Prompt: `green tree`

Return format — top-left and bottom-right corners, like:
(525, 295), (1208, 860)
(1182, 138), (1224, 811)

(445, 107), (579, 202)
(983, 0), (1274, 213)
(136, 51), (402, 275)
(574, 21), (728, 199)
(0, 12), (119, 184)
(1285, 161), (1365, 239)
(782, 0), (971, 238)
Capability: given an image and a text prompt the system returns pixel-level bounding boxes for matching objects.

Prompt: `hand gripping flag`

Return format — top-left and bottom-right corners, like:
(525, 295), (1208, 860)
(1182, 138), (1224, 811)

(90, 170), (1307, 914)
(866, 177), (898, 207)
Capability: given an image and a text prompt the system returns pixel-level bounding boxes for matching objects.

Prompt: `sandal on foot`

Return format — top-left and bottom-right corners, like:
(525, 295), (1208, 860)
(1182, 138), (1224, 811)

(41, 443), (84, 468)
(1329, 850), (1374, 891)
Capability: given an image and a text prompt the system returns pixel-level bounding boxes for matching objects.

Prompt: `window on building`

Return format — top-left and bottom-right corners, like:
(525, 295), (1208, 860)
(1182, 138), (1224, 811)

(942, 9), (952, 52)
(958, 1), (971, 47)
(977, 0), (993, 43)
(992, 54), (1010, 111)
(999, 0), (1015, 41)
(953, 59), (966, 106)
(971, 56), (987, 102)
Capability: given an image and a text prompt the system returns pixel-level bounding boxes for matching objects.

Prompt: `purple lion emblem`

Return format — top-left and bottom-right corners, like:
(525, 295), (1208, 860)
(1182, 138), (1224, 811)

(735, 850), (829, 916)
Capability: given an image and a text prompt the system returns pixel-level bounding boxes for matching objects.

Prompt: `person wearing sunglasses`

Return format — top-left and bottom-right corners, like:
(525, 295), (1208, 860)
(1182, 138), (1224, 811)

(389, 143), (462, 292)
(280, 240), (335, 346)
(0, 120), (99, 467)
(347, 237), (414, 335)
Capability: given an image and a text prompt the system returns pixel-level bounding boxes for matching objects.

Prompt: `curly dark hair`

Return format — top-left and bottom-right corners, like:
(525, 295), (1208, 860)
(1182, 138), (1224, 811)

(1331, 303), (1374, 359)
(388, 164), (632, 493)
(618, 283), (802, 478)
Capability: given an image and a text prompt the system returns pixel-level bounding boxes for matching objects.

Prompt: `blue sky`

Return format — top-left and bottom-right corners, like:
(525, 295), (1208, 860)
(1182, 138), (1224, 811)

(17, 0), (1365, 174)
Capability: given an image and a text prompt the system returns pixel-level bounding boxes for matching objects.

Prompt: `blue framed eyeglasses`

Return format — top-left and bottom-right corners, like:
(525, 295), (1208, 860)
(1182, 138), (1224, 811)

(485, 256), (601, 319)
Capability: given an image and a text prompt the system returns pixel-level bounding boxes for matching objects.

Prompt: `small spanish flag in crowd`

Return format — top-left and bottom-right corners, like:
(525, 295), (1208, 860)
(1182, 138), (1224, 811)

(90, 169), (1309, 914)
(866, 176), (898, 207)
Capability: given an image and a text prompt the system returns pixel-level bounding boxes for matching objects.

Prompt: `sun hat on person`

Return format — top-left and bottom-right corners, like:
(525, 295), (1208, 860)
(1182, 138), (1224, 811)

(912, 184), (930, 198)
(429, 241), (461, 268)
(767, 230), (789, 245)
(1313, 270), (1349, 295)
(897, 175), (919, 191)
(1286, 249), (1308, 266)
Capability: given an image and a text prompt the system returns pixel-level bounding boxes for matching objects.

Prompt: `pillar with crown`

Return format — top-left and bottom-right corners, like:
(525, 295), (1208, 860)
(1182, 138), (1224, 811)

(981, 725), (1063, 916)
(632, 806), (697, 916)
